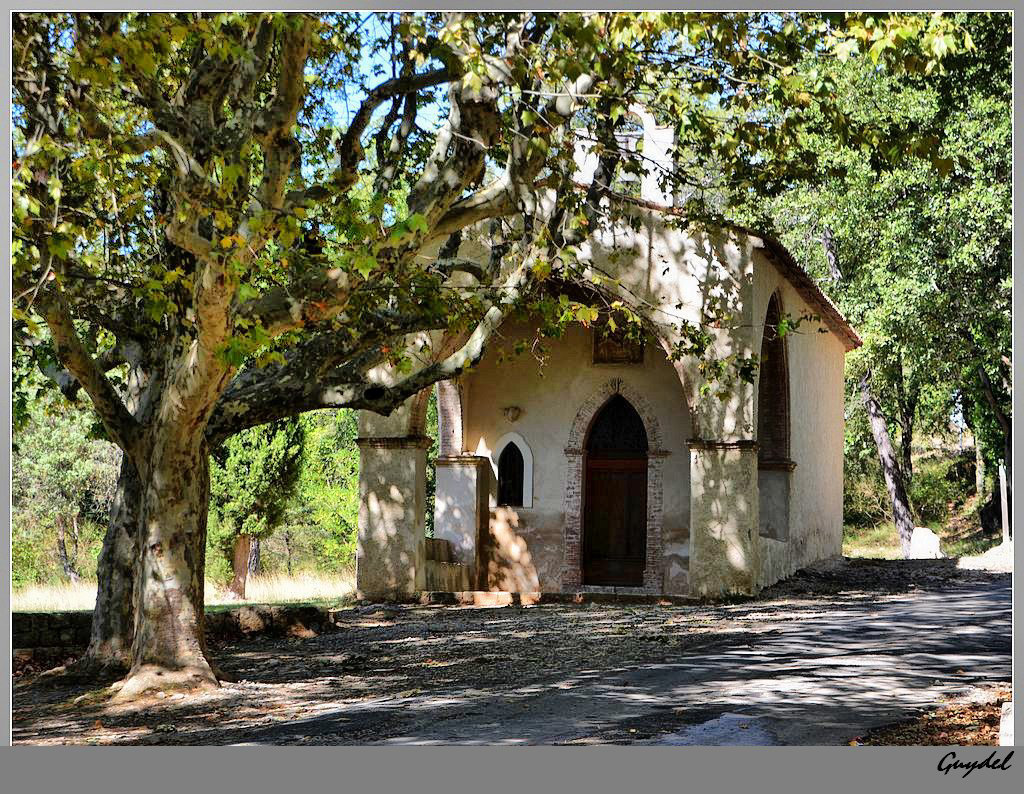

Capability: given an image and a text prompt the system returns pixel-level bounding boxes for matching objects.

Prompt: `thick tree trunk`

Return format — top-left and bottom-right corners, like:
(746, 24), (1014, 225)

(248, 536), (261, 576)
(113, 438), (219, 700)
(78, 458), (141, 675)
(227, 535), (252, 600)
(55, 516), (81, 583)
(860, 371), (916, 558)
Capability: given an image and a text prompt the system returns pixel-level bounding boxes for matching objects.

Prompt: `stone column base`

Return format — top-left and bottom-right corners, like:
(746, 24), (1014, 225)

(355, 436), (431, 602)
(688, 439), (761, 597)
(434, 455), (491, 589)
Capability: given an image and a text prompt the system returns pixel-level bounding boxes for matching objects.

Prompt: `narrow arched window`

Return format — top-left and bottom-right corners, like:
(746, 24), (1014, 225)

(757, 293), (790, 463)
(757, 291), (793, 542)
(497, 443), (525, 507)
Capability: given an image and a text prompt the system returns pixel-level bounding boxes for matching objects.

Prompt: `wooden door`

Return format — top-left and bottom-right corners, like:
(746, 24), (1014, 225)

(581, 394), (649, 587)
(583, 458), (647, 586)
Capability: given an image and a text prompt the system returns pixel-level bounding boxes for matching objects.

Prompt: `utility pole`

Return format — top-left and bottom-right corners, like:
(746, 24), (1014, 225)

(999, 462), (1010, 545)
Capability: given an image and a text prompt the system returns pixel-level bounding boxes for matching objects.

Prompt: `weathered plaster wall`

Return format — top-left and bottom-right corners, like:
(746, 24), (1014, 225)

(687, 443), (760, 597)
(577, 211), (757, 442)
(461, 319), (693, 593)
(354, 211), (849, 599)
(752, 252), (846, 586)
(355, 438), (430, 600)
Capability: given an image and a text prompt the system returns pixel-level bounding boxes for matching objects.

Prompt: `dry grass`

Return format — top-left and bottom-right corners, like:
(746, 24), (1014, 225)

(843, 523), (904, 559)
(844, 519), (1006, 561)
(229, 569), (356, 606)
(11, 580), (98, 613)
(11, 569), (357, 613)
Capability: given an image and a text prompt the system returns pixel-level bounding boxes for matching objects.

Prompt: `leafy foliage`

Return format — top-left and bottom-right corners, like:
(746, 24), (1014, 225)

(207, 417), (304, 581)
(733, 12), (1011, 491)
(11, 397), (120, 585)
(282, 410), (361, 571)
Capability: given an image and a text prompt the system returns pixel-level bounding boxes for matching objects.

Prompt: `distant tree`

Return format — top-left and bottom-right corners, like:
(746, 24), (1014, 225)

(11, 399), (121, 582)
(282, 410), (361, 572)
(734, 12), (1011, 549)
(209, 418), (304, 599)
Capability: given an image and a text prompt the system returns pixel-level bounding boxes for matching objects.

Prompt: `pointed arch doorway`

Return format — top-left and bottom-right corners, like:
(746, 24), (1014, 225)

(582, 394), (649, 586)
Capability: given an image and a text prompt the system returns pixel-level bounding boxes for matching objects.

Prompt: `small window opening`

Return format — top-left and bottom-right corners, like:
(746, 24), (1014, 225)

(593, 322), (645, 365)
(497, 443), (525, 507)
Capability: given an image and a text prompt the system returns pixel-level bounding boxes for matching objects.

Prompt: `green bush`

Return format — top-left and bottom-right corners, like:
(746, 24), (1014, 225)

(843, 461), (890, 527)
(204, 512), (234, 586)
(12, 397), (119, 585)
(908, 455), (973, 525)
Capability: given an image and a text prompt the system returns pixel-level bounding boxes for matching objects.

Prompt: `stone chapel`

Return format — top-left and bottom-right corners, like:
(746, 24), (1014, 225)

(353, 108), (861, 602)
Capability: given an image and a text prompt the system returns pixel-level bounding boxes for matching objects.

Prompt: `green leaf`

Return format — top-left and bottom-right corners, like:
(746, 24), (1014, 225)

(353, 253), (376, 279)
(237, 282), (259, 302)
(406, 213), (429, 234)
(135, 51), (157, 77)
(868, 38), (893, 64)
(835, 39), (859, 62)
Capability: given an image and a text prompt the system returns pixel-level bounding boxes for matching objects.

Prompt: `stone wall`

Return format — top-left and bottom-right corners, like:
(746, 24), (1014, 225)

(13, 611), (92, 649)
(13, 604), (343, 653)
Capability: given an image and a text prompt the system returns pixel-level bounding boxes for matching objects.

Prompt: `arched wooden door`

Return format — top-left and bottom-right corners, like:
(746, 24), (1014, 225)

(582, 394), (648, 586)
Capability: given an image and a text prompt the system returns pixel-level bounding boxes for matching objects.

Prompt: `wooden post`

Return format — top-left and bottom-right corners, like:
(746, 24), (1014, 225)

(999, 462), (1010, 545)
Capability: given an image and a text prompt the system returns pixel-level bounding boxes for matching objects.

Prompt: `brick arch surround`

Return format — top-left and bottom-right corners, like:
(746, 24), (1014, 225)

(561, 378), (670, 592)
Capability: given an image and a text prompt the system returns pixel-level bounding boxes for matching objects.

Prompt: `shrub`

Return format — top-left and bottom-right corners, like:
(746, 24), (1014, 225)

(909, 455), (974, 526)
(843, 461), (890, 527)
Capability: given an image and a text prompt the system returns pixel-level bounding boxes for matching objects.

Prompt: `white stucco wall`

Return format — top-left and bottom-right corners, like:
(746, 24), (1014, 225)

(752, 253), (846, 586)
(461, 319), (694, 592)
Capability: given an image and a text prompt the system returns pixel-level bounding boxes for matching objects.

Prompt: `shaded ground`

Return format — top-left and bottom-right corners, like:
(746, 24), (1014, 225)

(12, 559), (1011, 746)
(857, 685), (1011, 746)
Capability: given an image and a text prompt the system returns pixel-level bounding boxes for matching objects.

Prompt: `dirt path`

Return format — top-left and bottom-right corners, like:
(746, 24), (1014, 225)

(12, 560), (1011, 746)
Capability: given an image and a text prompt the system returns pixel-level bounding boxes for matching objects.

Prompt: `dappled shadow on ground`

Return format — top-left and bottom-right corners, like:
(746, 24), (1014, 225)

(12, 559), (1011, 746)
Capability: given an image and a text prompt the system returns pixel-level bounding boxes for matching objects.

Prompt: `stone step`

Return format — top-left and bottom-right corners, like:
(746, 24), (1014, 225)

(418, 590), (698, 607)
(424, 536), (455, 563)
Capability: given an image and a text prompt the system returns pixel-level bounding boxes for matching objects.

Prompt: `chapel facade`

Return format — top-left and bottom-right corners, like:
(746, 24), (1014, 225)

(353, 110), (860, 601)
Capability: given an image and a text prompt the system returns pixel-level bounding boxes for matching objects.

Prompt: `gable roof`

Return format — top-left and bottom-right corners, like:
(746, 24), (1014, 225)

(742, 228), (863, 352)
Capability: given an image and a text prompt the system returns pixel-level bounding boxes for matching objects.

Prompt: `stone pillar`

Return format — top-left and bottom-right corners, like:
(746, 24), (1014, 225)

(355, 435), (432, 601)
(434, 455), (490, 588)
(436, 380), (464, 457)
(560, 450), (585, 590)
(688, 439), (761, 597)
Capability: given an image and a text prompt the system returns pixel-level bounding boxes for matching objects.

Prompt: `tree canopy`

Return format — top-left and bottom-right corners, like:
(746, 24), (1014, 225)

(734, 12), (1011, 490)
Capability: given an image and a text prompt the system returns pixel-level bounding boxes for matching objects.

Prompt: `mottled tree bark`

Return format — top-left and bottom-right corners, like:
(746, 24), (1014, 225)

(860, 371), (916, 557)
(78, 458), (141, 675)
(113, 439), (219, 700)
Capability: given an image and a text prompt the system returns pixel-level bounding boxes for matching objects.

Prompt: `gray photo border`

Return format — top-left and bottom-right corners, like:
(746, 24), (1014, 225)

(1, 2), (1019, 793)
